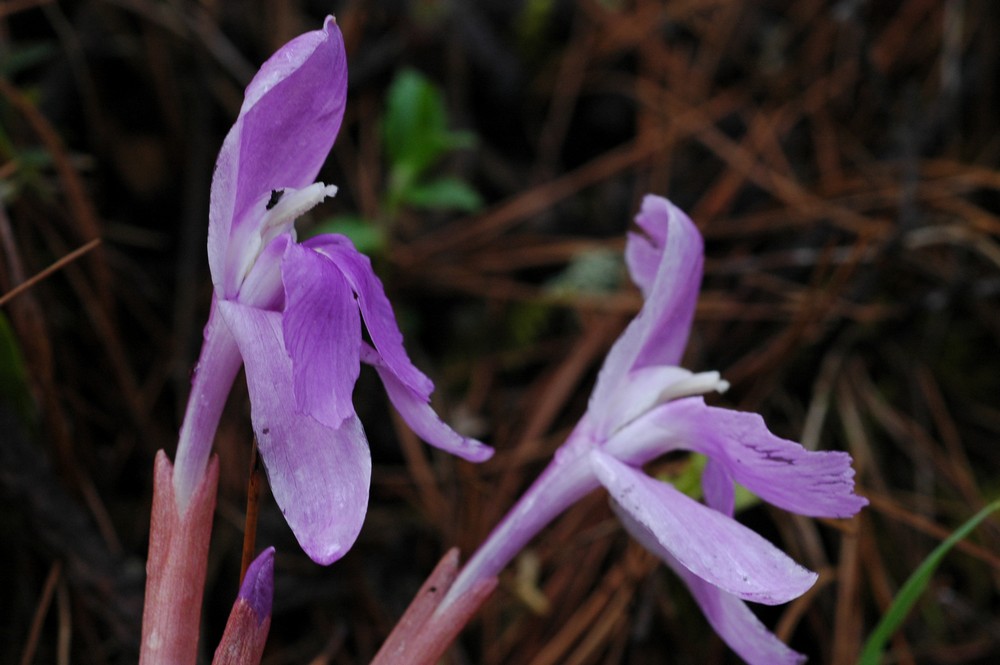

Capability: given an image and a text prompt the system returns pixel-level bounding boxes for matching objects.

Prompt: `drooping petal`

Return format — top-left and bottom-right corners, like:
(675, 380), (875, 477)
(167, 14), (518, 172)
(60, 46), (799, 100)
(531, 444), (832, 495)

(588, 196), (703, 417)
(281, 242), (361, 428)
(617, 506), (807, 665)
(670, 562), (807, 665)
(209, 17), (347, 295)
(591, 450), (816, 604)
(607, 397), (868, 519)
(218, 300), (371, 565)
(360, 344), (493, 463)
(306, 234), (434, 398)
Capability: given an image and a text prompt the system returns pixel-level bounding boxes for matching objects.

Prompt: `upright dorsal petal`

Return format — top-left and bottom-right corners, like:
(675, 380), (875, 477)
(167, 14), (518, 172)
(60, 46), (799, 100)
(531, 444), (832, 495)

(209, 17), (347, 297)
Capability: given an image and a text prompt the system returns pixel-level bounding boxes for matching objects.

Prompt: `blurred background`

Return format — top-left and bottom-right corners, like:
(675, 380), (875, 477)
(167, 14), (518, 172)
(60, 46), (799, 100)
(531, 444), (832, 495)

(2, 1), (1000, 663)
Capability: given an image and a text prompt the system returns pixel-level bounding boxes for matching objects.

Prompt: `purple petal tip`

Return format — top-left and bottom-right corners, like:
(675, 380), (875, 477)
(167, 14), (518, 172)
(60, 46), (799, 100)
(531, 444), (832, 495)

(239, 547), (275, 624)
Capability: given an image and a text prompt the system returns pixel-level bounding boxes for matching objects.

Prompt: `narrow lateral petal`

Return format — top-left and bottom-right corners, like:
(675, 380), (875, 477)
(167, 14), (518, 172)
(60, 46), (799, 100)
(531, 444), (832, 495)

(702, 457), (735, 518)
(620, 511), (806, 665)
(307, 234), (433, 397)
(592, 450), (816, 604)
(281, 242), (361, 429)
(172, 301), (245, 510)
(589, 196), (703, 415)
(219, 300), (371, 565)
(361, 344), (493, 463)
(209, 17), (347, 293)
(621, 397), (868, 519)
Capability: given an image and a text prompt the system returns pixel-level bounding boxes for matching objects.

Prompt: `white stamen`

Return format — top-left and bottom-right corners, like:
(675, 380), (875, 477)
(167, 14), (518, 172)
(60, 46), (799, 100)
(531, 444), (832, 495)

(656, 371), (729, 404)
(234, 182), (338, 288)
(259, 182), (338, 246)
(602, 367), (730, 438)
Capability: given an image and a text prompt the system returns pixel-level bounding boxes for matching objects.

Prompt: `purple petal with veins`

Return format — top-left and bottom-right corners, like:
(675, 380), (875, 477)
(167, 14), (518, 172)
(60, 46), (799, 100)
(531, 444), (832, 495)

(592, 451), (817, 605)
(218, 300), (371, 565)
(281, 241), (361, 429)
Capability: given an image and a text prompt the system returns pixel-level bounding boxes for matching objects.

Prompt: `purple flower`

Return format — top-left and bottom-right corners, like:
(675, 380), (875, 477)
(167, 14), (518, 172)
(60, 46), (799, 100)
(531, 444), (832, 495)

(171, 17), (492, 565)
(439, 196), (866, 664)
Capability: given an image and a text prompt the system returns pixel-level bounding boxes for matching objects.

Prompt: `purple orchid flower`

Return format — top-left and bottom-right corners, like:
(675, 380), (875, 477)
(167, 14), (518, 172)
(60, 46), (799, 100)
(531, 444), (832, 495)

(170, 16), (492, 565)
(436, 195), (866, 664)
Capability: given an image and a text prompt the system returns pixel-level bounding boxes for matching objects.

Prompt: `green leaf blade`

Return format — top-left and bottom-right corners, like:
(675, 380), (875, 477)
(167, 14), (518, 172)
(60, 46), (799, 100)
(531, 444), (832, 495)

(858, 498), (1000, 665)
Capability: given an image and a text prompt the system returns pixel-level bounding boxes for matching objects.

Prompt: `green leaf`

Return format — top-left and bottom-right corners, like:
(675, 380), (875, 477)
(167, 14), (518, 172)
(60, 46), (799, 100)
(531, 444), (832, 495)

(399, 177), (483, 212)
(732, 482), (759, 513)
(382, 69), (475, 182)
(383, 69), (447, 176)
(858, 498), (1000, 665)
(306, 215), (386, 255)
(670, 453), (708, 499)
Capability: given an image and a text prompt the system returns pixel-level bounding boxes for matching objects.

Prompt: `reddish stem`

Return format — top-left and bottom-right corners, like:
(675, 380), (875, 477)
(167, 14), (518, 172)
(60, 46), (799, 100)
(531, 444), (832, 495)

(371, 548), (497, 665)
(140, 451), (219, 665)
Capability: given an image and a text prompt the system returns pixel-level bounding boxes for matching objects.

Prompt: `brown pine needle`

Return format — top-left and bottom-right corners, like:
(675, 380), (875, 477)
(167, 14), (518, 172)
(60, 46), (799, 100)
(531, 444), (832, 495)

(239, 437), (263, 585)
(19, 561), (62, 665)
(0, 237), (101, 307)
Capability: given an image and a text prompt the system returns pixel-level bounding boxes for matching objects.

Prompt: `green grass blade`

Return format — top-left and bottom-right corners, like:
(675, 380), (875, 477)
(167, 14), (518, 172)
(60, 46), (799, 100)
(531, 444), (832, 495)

(858, 498), (1000, 664)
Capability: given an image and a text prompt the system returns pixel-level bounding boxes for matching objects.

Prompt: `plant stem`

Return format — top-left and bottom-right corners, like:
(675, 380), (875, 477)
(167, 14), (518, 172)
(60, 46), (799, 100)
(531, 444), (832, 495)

(140, 452), (219, 665)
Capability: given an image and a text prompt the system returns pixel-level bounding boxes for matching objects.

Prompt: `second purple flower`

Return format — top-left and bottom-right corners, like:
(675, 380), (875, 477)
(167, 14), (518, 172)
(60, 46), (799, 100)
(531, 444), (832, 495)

(435, 196), (867, 664)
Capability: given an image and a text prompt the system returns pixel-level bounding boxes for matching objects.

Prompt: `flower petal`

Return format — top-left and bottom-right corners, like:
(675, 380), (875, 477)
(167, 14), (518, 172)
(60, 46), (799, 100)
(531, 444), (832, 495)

(360, 344), (493, 463)
(624, 195), (672, 297)
(607, 397), (868, 519)
(281, 242), (361, 428)
(237, 234), (290, 310)
(589, 196), (703, 417)
(702, 457), (735, 517)
(618, 507), (807, 665)
(591, 450), (817, 604)
(218, 300), (371, 565)
(172, 300), (245, 507)
(209, 17), (347, 295)
(306, 234), (433, 397)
